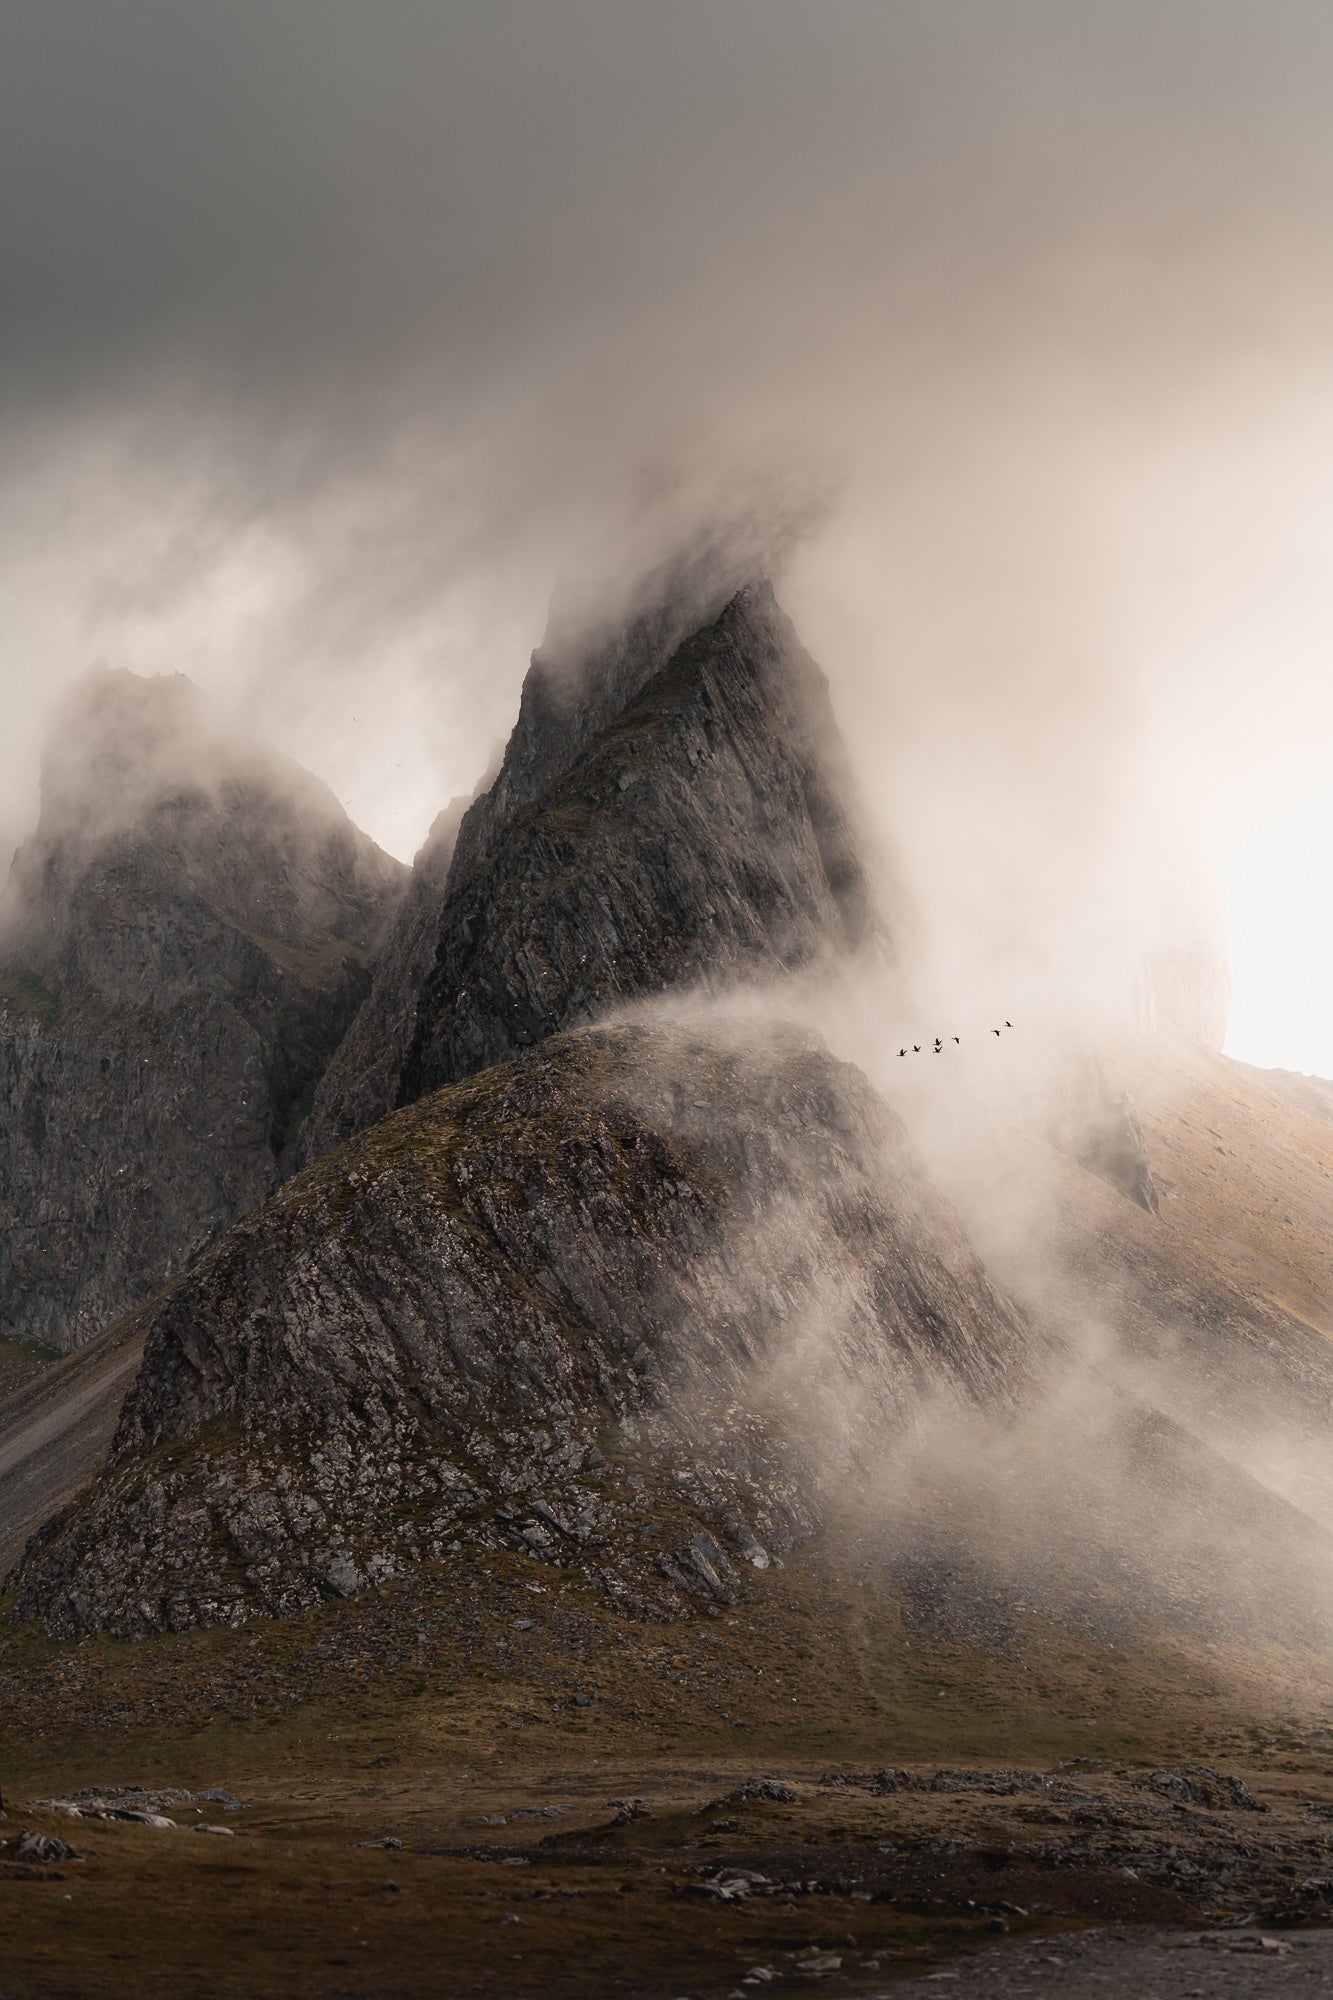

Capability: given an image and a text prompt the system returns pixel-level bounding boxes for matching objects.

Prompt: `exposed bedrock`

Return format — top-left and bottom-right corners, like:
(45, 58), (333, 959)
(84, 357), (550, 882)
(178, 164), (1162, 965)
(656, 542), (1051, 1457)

(0, 669), (406, 1352)
(11, 1020), (1028, 1640)
(301, 580), (881, 1158)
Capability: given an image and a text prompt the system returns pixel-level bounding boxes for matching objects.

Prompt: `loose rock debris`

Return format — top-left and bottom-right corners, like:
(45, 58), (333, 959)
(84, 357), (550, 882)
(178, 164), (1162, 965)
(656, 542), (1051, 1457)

(686, 1868), (774, 1901)
(1135, 1766), (1269, 1813)
(14, 1830), (78, 1862)
(30, 1784), (244, 1831)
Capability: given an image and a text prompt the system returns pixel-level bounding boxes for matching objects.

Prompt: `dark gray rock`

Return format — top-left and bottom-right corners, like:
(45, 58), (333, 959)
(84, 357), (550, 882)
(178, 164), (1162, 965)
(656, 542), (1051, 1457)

(0, 669), (405, 1352)
(1136, 1767), (1269, 1814)
(302, 580), (881, 1157)
(701, 1778), (798, 1812)
(14, 1830), (77, 1862)
(31, 1783), (241, 1819)
(10, 1018), (1026, 1639)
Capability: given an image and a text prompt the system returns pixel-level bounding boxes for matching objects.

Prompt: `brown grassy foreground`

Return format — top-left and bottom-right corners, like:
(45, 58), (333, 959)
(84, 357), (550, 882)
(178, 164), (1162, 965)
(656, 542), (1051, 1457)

(5, 1528), (1333, 2000)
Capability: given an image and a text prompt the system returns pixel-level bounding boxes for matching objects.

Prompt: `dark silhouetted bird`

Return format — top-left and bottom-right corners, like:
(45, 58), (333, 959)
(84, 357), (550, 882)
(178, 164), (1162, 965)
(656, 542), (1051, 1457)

(952, 1036), (960, 1044)
(992, 1028), (1001, 1035)
(1005, 1020), (1012, 1027)
(898, 1048), (906, 1057)
(913, 1044), (921, 1053)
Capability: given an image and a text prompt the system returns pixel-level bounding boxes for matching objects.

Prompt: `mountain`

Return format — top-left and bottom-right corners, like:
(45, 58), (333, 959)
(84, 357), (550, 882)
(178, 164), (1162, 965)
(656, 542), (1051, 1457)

(10, 1019), (1333, 1662)
(7, 583), (1331, 1663)
(10, 1019), (1027, 1640)
(1247, 1061), (1333, 1129)
(300, 580), (878, 1157)
(6, 582), (1333, 2000)
(0, 668), (406, 1353)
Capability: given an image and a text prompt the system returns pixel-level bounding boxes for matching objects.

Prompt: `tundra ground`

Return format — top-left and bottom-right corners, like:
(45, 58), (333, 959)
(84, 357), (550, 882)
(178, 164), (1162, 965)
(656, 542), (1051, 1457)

(5, 1531), (1333, 1999)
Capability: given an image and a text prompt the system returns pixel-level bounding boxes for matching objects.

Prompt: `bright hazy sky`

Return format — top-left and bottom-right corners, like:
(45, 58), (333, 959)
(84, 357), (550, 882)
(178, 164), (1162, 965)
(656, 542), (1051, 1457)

(1224, 791), (1333, 1076)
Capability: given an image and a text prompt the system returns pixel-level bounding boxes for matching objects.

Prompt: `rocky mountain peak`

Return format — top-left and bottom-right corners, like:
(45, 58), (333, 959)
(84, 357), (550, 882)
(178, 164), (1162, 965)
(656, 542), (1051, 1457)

(0, 676), (407, 1353)
(33, 667), (271, 842)
(301, 578), (883, 1158)
(6, 668), (401, 984)
(445, 545), (764, 899)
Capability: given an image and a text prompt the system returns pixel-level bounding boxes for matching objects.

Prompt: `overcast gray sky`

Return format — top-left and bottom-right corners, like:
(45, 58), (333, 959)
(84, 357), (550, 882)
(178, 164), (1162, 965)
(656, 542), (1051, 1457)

(5, 3), (1333, 1064)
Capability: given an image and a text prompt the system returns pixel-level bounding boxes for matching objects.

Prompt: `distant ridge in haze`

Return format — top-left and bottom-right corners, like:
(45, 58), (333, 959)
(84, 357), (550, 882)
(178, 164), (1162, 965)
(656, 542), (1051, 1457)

(0, 668), (406, 1353)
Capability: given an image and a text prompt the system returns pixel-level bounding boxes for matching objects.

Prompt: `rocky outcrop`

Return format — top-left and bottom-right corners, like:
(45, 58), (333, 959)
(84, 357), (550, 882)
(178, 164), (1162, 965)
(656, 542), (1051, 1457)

(302, 581), (879, 1157)
(1048, 1052), (1159, 1214)
(11, 1020), (1027, 1639)
(0, 669), (406, 1353)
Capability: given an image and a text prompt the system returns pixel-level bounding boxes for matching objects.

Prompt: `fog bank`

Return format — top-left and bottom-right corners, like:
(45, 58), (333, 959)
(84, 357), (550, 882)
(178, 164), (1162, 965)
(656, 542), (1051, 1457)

(5, 3), (1333, 1061)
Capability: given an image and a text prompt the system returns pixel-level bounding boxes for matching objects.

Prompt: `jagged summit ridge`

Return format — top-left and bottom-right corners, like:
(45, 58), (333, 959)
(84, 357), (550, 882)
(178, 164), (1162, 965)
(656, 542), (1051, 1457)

(302, 581), (881, 1157)
(443, 543), (758, 899)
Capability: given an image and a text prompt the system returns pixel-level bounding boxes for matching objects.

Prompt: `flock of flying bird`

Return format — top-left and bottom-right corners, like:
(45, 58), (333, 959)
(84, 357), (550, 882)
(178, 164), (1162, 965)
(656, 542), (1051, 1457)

(899, 1020), (1013, 1055)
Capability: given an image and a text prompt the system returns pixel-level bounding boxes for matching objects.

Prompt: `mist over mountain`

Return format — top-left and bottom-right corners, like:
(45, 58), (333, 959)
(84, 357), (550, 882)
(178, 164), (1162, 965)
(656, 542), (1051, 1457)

(5, 2), (1333, 1075)
(303, 576), (878, 1158)
(13, 1017), (1033, 1641)
(5, 12), (1333, 1991)
(4, 572), (1323, 1657)
(3, 542), (1333, 1997)
(0, 667), (404, 1353)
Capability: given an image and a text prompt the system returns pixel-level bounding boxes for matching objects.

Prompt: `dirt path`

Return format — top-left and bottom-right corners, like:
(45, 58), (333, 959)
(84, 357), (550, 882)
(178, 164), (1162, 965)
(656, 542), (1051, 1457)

(889, 1926), (1333, 1996)
(0, 1333), (141, 1574)
(0, 1349), (137, 1483)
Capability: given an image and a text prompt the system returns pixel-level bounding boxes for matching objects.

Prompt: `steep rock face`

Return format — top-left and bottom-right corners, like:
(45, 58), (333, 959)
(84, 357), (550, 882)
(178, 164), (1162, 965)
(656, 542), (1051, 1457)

(0, 670), (406, 1353)
(302, 582), (877, 1157)
(11, 1021), (1027, 1640)
(1047, 1051), (1159, 1214)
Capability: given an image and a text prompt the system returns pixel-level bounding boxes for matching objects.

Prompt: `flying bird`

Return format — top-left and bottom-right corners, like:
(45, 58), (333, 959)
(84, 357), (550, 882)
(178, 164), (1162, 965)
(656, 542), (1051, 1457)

(992, 1028), (1001, 1035)
(913, 1044), (921, 1053)
(898, 1048), (906, 1057)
